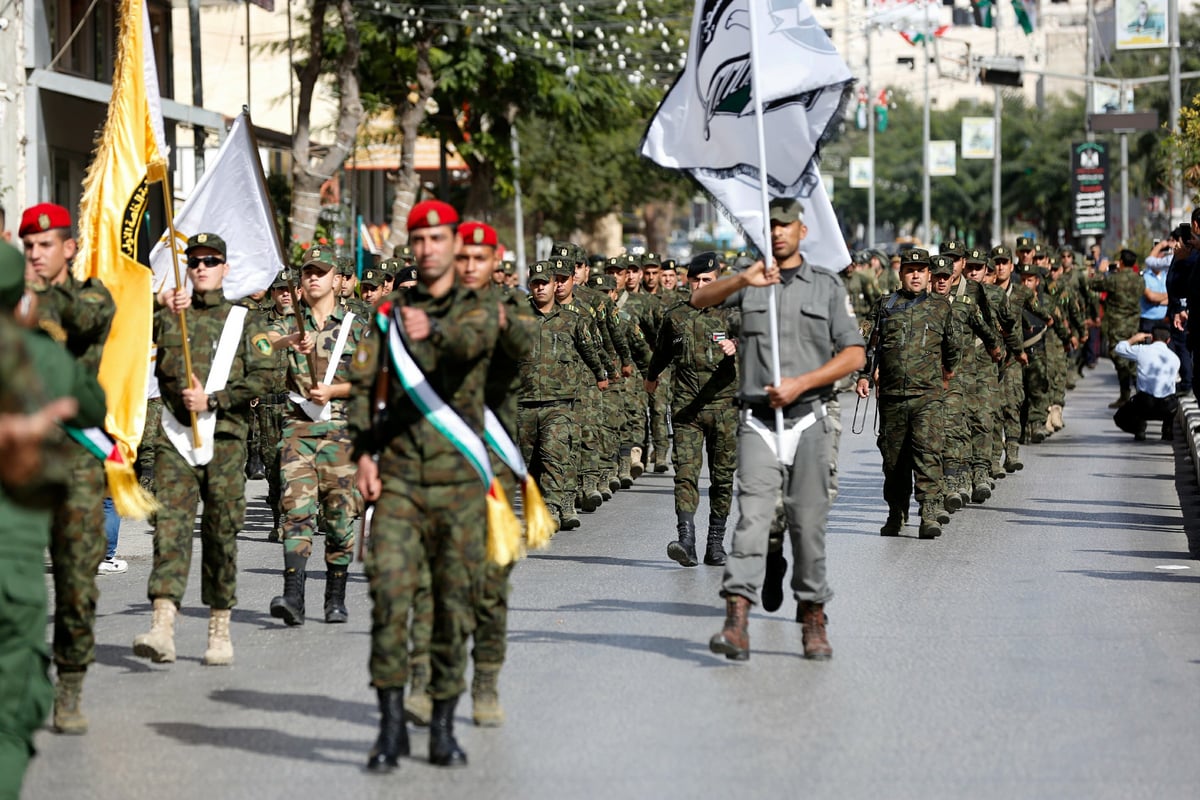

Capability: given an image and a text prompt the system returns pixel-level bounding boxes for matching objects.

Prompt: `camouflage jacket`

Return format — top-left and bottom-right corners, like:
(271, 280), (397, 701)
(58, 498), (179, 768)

(615, 301), (652, 375)
(36, 273), (114, 376)
(939, 278), (1001, 364)
(519, 300), (607, 402)
(347, 282), (499, 485)
(153, 289), (276, 439)
(619, 290), (663, 353)
(979, 283), (1025, 359)
(647, 302), (738, 414)
(860, 289), (961, 398)
(483, 285), (535, 435)
(1001, 282), (1054, 345)
(269, 299), (368, 437)
(575, 284), (626, 372)
(1089, 268), (1145, 332)
(558, 295), (609, 382)
(845, 270), (882, 320)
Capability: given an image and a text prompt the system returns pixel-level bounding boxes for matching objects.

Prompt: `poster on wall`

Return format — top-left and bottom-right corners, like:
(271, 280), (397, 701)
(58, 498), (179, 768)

(1115, 0), (1168, 49)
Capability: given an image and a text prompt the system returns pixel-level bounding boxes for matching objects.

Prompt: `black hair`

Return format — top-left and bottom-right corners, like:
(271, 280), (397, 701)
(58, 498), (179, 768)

(1152, 325), (1172, 343)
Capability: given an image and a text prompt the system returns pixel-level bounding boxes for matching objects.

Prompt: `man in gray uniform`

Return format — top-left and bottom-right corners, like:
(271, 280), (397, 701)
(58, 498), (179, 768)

(691, 198), (865, 662)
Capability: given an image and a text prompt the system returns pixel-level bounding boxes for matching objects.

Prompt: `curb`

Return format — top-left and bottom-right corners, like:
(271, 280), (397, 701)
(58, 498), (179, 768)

(1178, 395), (1200, 488)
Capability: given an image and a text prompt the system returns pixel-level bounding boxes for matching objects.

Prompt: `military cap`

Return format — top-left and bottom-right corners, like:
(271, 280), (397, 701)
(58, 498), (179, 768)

(1015, 236), (1035, 251)
(620, 254), (641, 269)
(890, 253), (902, 264)
(929, 254), (954, 276)
(1033, 243), (1048, 258)
(900, 248), (930, 267)
(396, 265), (418, 283)
(572, 244), (588, 264)
(687, 251), (720, 278)
(589, 254), (607, 269)
(870, 249), (888, 264)
(589, 273), (612, 291)
(377, 257), (398, 277)
(642, 252), (662, 268)
(1016, 262), (1040, 276)
(300, 245), (336, 272)
(336, 256), (355, 276)
(0, 240), (26, 309)
(853, 250), (869, 264)
(550, 241), (573, 260)
(990, 245), (1013, 260)
(604, 256), (624, 272)
(1058, 246), (1075, 256)
(528, 260), (553, 283)
(459, 221), (498, 247)
(502, 261), (516, 275)
(393, 244), (412, 260)
(18, 203), (72, 237)
(270, 269), (293, 290)
(733, 254), (755, 270)
(662, 258), (677, 272)
(185, 232), (227, 257)
(768, 197), (804, 224)
(407, 199), (459, 231)
(360, 268), (383, 288)
(940, 240), (966, 258)
(551, 258), (573, 278)
(965, 247), (988, 266)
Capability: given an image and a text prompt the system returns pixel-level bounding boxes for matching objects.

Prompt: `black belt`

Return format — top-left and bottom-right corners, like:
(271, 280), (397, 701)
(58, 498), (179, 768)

(743, 398), (823, 424)
(519, 399), (574, 408)
(260, 393), (289, 405)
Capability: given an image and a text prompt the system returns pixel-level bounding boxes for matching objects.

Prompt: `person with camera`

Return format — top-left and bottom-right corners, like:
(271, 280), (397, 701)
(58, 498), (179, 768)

(1112, 327), (1180, 441)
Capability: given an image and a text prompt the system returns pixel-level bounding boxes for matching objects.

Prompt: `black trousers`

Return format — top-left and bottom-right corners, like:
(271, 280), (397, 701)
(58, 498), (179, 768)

(1113, 392), (1178, 437)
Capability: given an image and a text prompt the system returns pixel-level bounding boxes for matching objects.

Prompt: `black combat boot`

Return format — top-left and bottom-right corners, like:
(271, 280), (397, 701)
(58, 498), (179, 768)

(429, 696), (468, 767)
(880, 506), (905, 536)
(761, 545), (788, 612)
(246, 449), (266, 481)
(667, 512), (698, 567)
(269, 553), (306, 626)
(366, 687), (410, 772)
(324, 568), (348, 624)
(704, 516), (727, 566)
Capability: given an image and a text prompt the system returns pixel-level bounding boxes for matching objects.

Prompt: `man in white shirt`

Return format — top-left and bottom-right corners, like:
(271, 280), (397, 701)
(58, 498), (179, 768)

(1113, 326), (1181, 440)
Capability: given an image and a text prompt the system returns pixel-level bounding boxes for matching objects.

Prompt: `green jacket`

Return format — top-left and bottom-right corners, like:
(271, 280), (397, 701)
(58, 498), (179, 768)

(860, 289), (961, 398)
(647, 302), (738, 414)
(484, 285), (535, 435)
(519, 301), (607, 402)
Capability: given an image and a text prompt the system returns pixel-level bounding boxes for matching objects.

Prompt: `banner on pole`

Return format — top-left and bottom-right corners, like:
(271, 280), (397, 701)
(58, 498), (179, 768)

(928, 140), (957, 176)
(961, 117), (995, 159)
(1115, 0), (1168, 50)
(849, 157), (873, 188)
(1071, 141), (1109, 237)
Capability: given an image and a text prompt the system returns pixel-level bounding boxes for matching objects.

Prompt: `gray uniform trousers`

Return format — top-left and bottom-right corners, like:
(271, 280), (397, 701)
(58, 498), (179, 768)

(721, 409), (835, 606)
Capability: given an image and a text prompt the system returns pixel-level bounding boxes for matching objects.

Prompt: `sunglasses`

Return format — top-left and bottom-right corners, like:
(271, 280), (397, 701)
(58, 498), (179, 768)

(187, 255), (225, 269)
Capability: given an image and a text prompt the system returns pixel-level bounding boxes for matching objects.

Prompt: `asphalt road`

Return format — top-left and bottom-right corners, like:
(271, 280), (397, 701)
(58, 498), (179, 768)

(21, 363), (1200, 800)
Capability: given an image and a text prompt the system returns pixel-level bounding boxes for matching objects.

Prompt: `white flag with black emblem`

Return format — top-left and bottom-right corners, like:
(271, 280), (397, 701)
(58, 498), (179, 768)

(641, 0), (853, 271)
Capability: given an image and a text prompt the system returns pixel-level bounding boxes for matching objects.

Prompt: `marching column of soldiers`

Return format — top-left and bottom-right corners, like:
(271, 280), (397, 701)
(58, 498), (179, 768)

(2, 189), (1156, 794)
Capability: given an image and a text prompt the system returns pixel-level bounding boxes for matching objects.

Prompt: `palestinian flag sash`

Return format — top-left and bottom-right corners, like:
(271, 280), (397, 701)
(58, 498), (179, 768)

(379, 305), (522, 565)
(483, 408), (556, 551)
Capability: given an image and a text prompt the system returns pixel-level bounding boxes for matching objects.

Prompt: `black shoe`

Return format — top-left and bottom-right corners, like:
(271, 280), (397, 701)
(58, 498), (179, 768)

(429, 697), (468, 767)
(703, 518), (728, 566)
(366, 688), (410, 772)
(560, 515), (581, 531)
(667, 519), (698, 567)
(324, 569), (349, 624)
(761, 548), (788, 613)
(269, 563), (306, 626)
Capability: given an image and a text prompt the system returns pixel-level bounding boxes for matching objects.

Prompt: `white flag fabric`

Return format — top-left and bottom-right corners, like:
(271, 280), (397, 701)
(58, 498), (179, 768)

(641, 0), (853, 270)
(150, 112), (285, 300)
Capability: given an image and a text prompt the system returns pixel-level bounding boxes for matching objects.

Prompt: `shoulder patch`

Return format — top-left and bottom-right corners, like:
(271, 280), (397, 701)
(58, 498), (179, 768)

(252, 333), (273, 355)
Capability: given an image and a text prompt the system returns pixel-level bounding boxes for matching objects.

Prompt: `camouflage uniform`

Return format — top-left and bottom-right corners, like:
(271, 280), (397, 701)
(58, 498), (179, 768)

(861, 273), (961, 534)
(1013, 267), (1059, 441)
(348, 284), (500, 702)
(150, 289), (275, 609)
(1089, 266), (1145, 400)
(262, 298), (293, 538)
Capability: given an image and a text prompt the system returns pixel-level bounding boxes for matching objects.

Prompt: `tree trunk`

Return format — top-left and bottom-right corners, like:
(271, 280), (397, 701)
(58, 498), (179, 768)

(643, 202), (675, 256)
(290, 0), (363, 247)
(463, 154), (494, 221)
(385, 38), (435, 253)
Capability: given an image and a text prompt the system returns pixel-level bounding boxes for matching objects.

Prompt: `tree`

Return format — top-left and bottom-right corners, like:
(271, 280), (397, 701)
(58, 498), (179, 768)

(290, 0), (364, 246)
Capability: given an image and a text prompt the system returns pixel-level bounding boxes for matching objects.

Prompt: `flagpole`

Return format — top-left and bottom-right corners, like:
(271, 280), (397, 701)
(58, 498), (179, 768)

(745, 0), (785, 454)
(154, 164), (203, 448)
(921, 0), (932, 246)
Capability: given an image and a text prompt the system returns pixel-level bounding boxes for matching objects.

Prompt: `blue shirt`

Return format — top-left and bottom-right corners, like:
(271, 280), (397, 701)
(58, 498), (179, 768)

(1140, 266), (1168, 320)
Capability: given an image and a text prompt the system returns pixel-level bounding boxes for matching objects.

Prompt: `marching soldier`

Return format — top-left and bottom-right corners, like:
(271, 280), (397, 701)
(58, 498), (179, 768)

(1089, 249), (1146, 408)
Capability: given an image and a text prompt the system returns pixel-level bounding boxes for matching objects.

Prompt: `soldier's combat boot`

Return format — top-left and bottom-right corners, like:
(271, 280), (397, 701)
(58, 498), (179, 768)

(918, 503), (942, 539)
(581, 478), (603, 512)
(1005, 442), (1024, 472)
(560, 511), (581, 531)
(708, 595), (751, 661)
(1051, 404), (1065, 430)
(1029, 422), (1046, 444)
(630, 446), (645, 480)
(930, 498), (950, 525)
(653, 443), (671, 473)
(53, 670), (88, 734)
(797, 601), (832, 660)
(704, 516), (728, 566)
(471, 662), (504, 727)
(202, 608), (234, 666)
(324, 568), (349, 624)
(133, 597), (177, 663)
(618, 453), (633, 489)
(269, 554), (307, 626)
(667, 512), (698, 567)
(880, 506), (905, 536)
(971, 471), (992, 504)
(247, 449), (266, 481)
(429, 696), (468, 767)
(943, 486), (963, 513)
(1108, 385), (1131, 409)
(405, 658), (433, 726)
(366, 687), (410, 772)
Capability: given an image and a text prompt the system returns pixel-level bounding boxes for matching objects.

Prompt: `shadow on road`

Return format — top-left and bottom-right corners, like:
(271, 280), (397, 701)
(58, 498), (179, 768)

(1060, 569), (1200, 584)
(506, 628), (798, 666)
(209, 689), (374, 726)
(981, 505), (1181, 534)
(526, 553), (676, 571)
(148, 722), (365, 765)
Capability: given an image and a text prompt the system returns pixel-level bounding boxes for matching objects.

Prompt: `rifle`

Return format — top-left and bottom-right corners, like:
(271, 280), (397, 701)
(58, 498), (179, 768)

(357, 327), (393, 562)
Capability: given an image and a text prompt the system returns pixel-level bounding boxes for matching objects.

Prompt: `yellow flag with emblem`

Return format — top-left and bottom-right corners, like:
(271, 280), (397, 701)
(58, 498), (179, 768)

(72, 0), (167, 519)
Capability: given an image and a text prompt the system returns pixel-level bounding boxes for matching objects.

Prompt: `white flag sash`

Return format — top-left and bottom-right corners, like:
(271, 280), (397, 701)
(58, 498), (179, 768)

(161, 306), (248, 467)
(742, 404), (826, 467)
(288, 311), (356, 422)
(484, 407), (527, 480)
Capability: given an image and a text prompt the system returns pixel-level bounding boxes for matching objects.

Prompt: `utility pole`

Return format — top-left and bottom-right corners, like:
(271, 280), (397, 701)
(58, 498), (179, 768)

(992, 19), (1002, 246)
(189, 0), (205, 186)
(1168, 0), (1183, 224)
(866, 3), (876, 248)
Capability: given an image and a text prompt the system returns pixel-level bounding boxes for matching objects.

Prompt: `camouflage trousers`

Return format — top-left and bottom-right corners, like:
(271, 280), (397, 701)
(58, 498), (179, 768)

(576, 385), (603, 495)
(1022, 348), (1051, 429)
(149, 435), (245, 609)
(941, 377), (970, 481)
(367, 472), (486, 699)
(258, 402), (286, 527)
(648, 370), (672, 457)
(517, 401), (574, 517)
(620, 375), (648, 453)
(1046, 336), (1069, 406)
(1000, 360), (1025, 443)
(1105, 323), (1139, 387)
(280, 431), (360, 567)
(878, 393), (944, 509)
(136, 397), (163, 489)
(50, 448), (107, 670)
(671, 403), (737, 517)
(969, 357), (998, 476)
(599, 380), (625, 478)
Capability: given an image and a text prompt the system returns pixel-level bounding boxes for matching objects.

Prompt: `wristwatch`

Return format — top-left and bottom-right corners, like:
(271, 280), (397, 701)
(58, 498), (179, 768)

(207, 394), (219, 412)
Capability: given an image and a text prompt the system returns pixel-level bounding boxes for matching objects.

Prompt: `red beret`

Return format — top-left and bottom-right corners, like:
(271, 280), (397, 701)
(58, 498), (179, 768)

(19, 203), (72, 237)
(407, 200), (459, 232)
(459, 221), (498, 247)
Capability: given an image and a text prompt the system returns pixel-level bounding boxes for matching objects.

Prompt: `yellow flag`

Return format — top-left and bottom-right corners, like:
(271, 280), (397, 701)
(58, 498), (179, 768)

(73, 0), (167, 517)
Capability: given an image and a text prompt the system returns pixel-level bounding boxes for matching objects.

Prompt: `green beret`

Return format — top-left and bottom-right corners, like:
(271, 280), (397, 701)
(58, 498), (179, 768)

(185, 232), (227, 257)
